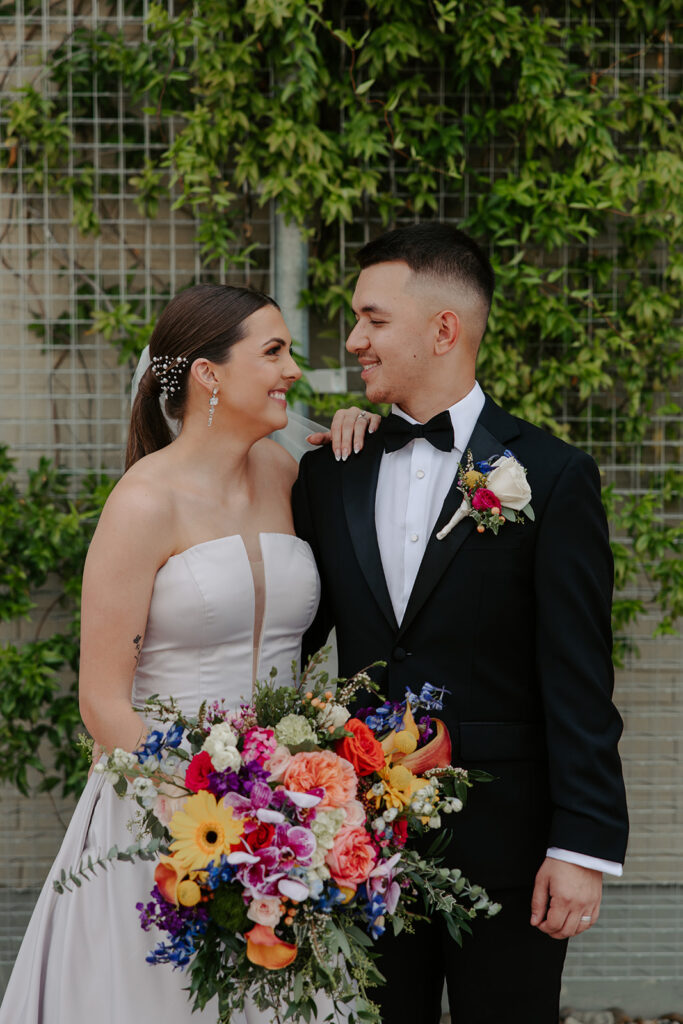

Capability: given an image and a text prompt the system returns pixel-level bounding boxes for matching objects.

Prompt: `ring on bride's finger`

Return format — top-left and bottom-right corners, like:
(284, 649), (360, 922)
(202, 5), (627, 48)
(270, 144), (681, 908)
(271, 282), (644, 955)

(580, 916), (592, 922)
(356, 411), (369, 420)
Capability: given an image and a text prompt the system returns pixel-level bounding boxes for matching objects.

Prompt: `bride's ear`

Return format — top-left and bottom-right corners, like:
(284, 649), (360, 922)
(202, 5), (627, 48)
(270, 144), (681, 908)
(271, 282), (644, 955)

(190, 358), (219, 393)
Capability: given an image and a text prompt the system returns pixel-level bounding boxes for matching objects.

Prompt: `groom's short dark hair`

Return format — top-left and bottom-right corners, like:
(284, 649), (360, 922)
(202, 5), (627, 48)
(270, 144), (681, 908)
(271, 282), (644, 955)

(355, 223), (495, 314)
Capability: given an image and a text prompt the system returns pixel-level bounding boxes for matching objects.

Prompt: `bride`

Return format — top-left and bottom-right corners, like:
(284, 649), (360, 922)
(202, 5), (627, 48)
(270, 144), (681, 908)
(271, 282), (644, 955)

(0, 284), (373, 1024)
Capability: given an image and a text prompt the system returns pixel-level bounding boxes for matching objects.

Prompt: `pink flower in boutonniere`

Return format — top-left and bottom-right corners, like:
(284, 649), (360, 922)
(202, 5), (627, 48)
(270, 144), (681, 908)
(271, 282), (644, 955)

(437, 449), (534, 540)
(471, 488), (500, 512)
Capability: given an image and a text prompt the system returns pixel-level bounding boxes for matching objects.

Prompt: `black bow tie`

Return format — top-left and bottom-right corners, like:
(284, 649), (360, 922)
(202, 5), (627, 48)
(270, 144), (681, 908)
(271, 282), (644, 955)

(381, 410), (454, 453)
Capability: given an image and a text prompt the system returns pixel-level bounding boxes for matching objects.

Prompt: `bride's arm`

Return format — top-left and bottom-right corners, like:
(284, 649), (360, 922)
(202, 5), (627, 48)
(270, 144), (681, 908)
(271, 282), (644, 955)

(79, 475), (173, 755)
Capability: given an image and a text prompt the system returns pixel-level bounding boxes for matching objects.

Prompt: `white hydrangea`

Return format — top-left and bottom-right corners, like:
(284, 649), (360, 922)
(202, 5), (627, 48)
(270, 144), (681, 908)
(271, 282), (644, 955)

(311, 808), (345, 852)
(274, 714), (317, 748)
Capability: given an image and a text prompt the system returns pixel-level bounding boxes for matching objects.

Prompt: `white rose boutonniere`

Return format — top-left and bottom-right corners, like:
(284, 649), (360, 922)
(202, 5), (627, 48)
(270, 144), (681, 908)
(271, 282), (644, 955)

(437, 449), (534, 540)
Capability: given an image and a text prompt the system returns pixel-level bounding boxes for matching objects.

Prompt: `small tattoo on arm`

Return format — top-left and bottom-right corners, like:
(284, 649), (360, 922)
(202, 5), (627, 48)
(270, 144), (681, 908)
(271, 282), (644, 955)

(133, 634), (142, 665)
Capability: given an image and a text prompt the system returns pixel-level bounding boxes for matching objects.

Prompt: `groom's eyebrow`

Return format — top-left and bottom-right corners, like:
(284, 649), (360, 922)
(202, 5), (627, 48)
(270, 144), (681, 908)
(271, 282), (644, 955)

(353, 303), (391, 316)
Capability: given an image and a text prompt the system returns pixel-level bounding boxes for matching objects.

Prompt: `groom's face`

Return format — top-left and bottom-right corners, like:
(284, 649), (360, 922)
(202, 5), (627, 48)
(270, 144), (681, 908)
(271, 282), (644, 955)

(346, 261), (434, 408)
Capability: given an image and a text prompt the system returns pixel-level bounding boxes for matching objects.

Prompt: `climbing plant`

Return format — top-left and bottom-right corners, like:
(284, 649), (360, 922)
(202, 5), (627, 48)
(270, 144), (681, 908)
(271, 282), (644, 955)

(0, 0), (680, 792)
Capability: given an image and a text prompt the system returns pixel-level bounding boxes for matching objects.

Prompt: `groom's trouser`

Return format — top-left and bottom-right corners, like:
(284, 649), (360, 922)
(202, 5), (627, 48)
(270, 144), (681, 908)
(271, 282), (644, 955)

(367, 887), (568, 1024)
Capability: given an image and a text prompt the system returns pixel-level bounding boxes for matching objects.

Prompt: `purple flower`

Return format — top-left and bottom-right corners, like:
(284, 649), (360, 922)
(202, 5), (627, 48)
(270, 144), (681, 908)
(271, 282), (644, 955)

(273, 822), (315, 865)
(237, 846), (286, 898)
(367, 853), (402, 915)
(136, 884), (209, 941)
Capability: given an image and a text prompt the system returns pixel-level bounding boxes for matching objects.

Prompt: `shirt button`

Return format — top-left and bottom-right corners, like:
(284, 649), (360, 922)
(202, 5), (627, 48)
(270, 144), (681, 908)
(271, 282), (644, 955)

(410, 533), (419, 542)
(416, 470), (425, 479)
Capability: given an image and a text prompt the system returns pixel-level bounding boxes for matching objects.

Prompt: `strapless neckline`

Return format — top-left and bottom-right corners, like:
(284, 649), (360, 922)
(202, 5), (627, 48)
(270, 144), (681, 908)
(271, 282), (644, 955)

(165, 531), (308, 564)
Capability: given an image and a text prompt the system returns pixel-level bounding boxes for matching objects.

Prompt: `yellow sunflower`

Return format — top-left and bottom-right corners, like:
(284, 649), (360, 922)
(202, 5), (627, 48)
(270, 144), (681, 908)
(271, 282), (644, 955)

(168, 790), (244, 870)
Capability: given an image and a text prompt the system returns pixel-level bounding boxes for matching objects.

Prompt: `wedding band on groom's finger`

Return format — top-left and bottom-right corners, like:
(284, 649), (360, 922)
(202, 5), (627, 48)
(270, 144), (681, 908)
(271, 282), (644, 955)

(580, 915), (592, 922)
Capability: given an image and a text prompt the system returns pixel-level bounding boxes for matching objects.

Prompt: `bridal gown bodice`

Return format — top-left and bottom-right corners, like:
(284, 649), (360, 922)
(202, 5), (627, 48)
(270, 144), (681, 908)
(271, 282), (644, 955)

(133, 533), (321, 711)
(0, 534), (321, 1024)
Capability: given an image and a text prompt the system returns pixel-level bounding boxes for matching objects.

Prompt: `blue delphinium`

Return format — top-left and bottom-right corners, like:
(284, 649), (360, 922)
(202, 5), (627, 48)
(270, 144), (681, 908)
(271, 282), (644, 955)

(359, 887), (387, 940)
(204, 856), (237, 891)
(136, 730), (165, 763)
(404, 682), (449, 713)
(164, 722), (184, 748)
(314, 882), (346, 913)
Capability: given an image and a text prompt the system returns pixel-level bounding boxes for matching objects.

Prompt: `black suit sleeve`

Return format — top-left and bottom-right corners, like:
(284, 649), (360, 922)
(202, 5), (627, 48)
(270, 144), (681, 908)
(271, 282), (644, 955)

(534, 450), (628, 862)
(291, 452), (335, 663)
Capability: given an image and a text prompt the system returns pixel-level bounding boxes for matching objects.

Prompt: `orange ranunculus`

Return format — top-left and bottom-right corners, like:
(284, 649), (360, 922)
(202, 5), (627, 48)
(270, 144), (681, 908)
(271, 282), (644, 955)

(325, 825), (377, 888)
(283, 750), (357, 808)
(245, 925), (297, 969)
(335, 718), (386, 776)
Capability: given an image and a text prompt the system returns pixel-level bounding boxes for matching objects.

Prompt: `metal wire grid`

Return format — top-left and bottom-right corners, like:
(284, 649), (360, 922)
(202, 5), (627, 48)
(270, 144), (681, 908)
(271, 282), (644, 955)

(0, 1), (272, 479)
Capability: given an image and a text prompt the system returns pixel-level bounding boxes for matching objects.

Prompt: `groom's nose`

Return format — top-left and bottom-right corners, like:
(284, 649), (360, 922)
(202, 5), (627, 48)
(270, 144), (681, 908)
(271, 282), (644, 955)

(346, 320), (368, 353)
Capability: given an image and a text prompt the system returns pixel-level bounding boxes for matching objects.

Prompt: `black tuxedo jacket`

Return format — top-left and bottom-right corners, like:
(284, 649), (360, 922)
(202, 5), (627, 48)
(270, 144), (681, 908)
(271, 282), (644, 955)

(292, 395), (628, 890)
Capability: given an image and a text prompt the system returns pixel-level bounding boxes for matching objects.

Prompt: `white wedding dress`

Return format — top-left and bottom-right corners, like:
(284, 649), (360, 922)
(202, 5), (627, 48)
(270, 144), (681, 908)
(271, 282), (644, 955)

(0, 533), (334, 1024)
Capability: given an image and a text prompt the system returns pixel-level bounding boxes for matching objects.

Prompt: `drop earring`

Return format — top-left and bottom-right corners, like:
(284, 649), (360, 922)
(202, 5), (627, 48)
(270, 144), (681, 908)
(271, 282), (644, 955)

(208, 387), (219, 426)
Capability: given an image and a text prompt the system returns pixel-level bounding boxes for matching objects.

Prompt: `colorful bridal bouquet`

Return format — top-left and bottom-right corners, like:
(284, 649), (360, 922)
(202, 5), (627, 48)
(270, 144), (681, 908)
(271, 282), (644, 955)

(437, 448), (534, 539)
(57, 653), (499, 1024)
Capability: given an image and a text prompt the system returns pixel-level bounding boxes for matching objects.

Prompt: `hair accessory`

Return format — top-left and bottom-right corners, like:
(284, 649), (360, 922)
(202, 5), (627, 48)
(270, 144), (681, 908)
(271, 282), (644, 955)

(150, 355), (189, 395)
(208, 387), (219, 427)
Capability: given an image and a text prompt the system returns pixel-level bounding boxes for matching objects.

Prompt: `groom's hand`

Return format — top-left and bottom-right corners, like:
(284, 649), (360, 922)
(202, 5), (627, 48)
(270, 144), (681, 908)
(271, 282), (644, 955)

(530, 858), (602, 938)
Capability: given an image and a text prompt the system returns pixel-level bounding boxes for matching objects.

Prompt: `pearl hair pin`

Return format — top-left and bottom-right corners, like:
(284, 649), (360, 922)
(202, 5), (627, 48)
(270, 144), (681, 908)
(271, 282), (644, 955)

(151, 355), (189, 395)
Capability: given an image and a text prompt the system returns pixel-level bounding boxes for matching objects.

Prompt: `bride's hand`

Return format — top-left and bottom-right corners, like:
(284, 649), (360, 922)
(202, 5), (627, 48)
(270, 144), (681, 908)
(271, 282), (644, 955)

(306, 407), (381, 461)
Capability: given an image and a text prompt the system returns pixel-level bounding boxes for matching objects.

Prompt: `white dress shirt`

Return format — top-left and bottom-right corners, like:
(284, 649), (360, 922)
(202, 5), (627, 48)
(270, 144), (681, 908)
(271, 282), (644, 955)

(374, 382), (622, 877)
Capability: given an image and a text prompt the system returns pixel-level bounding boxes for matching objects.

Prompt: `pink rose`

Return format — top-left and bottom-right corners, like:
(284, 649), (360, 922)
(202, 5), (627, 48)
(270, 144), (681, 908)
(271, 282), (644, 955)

(325, 826), (377, 887)
(246, 895), (283, 928)
(471, 487), (500, 511)
(341, 800), (366, 828)
(265, 744), (293, 782)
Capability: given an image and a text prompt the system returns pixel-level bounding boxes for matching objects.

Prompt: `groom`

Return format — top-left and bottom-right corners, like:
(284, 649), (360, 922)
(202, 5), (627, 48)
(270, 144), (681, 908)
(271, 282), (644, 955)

(292, 223), (628, 1023)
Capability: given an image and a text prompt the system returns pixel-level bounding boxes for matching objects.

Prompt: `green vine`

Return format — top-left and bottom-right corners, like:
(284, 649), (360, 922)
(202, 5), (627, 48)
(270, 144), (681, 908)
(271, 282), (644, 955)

(0, 448), (114, 796)
(0, 0), (680, 793)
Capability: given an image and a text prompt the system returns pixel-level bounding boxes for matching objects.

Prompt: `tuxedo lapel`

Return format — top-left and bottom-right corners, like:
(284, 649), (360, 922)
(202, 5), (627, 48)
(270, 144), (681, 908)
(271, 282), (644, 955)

(342, 438), (399, 633)
(396, 397), (520, 639)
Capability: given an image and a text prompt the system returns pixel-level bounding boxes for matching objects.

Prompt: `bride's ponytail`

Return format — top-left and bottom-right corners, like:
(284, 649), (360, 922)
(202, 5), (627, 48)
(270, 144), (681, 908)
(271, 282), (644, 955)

(125, 364), (174, 470)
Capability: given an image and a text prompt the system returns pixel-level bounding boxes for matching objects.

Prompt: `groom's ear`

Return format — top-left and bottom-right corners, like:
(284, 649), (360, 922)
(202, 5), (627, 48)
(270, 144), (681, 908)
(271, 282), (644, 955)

(433, 309), (460, 356)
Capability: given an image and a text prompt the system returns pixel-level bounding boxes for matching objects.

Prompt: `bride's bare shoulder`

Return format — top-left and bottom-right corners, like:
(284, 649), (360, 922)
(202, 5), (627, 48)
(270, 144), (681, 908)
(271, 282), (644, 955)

(252, 437), (298, 487)
(92, 451), (176, 557)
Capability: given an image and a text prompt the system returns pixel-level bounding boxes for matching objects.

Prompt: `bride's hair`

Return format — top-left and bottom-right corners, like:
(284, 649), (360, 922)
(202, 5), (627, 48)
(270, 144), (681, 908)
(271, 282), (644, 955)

(126, 284), (279, 469)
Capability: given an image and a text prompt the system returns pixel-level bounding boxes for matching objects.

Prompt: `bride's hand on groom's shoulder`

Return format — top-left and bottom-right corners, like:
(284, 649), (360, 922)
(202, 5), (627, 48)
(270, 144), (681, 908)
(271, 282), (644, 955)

(306, 406), (381, 461)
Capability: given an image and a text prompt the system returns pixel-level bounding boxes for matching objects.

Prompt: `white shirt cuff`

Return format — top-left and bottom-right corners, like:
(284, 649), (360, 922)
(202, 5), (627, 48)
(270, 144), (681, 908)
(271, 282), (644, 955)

(546, 847), (623, 877)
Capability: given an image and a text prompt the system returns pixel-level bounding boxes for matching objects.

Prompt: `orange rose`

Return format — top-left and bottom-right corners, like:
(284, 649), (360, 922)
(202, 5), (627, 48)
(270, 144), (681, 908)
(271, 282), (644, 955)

(325, 826), (377, 887)
(283, 750), (357, 808)
(336, 718), (386, 776)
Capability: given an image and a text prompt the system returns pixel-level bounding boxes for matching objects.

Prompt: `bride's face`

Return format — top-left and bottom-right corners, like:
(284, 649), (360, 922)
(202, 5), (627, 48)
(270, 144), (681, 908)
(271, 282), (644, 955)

(216, 306), (301, 433)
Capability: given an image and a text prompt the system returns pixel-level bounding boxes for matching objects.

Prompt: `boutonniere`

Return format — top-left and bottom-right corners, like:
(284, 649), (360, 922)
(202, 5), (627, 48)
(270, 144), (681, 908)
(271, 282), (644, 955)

(437, 449), (535, 540)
